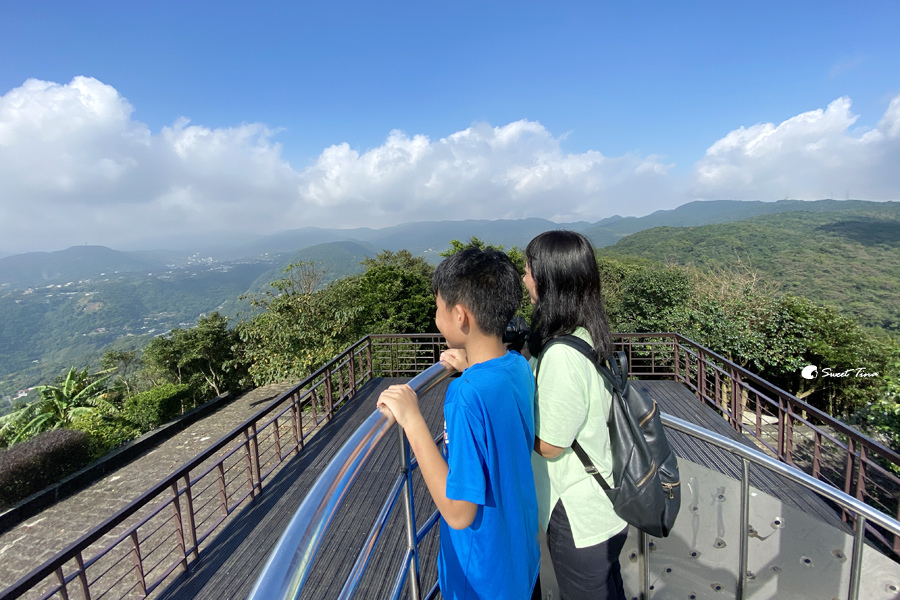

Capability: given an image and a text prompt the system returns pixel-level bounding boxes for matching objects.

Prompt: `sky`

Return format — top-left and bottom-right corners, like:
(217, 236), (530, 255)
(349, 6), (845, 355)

(1, 0), (899, 254)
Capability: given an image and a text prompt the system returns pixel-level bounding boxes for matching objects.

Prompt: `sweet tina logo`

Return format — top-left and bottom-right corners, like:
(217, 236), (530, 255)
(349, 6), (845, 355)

(801, 365), (879, 379)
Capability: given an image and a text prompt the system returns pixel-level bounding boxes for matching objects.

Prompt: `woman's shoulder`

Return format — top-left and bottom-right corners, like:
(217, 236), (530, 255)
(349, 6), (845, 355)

(539, 331), (596, 373)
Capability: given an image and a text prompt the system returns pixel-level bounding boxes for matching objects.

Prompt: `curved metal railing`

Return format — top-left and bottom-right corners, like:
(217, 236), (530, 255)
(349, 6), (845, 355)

(247, 361), (456, 600)
(249, 364), (900, 600)
(659, 413), (900, 600)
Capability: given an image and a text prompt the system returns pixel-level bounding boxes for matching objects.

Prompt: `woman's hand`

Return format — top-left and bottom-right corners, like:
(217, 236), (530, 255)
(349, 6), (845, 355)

(440, 348), (469, 372)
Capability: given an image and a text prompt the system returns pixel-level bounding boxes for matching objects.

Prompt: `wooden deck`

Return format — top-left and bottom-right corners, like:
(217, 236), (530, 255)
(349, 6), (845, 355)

(152, 376), (848, 600)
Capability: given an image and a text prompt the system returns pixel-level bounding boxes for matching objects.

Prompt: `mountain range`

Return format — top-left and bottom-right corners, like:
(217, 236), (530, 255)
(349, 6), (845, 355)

(4, 199), (893, 291)
(2, 198), (898, 400)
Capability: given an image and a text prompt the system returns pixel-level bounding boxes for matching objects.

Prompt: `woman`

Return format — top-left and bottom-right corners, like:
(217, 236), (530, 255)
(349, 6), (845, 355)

(525, 230), (628, 600)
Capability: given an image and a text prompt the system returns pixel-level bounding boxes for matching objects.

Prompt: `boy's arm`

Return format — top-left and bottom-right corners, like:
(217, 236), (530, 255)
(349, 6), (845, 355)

(378, 385), (478, 530)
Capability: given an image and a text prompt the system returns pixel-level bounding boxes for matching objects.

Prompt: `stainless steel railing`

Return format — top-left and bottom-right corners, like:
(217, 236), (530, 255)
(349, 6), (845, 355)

(247, 361), (456, 600)
(659, 413), (900, 600)
(248, 362), (900, 600)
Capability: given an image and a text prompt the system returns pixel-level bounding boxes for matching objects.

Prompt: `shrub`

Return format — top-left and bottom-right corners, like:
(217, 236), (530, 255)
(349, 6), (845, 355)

(0, 428), (92, 508)
(123, 384), (192, 432)
(70, 411), (142, 459)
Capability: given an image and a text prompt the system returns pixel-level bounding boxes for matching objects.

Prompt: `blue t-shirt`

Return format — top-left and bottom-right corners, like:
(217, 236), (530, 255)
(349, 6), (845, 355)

(438, 350), (540, 600)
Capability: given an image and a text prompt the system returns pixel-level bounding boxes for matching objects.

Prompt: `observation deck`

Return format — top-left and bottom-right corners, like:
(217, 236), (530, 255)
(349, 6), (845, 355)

(1, 334), (899, 600)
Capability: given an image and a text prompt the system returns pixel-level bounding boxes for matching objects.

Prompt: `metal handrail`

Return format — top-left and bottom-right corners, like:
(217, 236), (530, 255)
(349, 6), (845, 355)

(660, 413), (900, 600)
(247, 361), (456, 600)
(4, 333), (899, 599)
(615, 332), (900, 552)
(249, 367), (900, 600)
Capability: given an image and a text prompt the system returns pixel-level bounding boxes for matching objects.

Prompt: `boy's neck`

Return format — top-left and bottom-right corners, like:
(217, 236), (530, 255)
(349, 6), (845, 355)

(460, 334), (508, 366)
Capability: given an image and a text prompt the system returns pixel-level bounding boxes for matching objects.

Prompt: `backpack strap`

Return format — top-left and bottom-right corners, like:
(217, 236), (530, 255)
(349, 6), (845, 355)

(571, 439), (612, 491)
(536, 335), (621, 492)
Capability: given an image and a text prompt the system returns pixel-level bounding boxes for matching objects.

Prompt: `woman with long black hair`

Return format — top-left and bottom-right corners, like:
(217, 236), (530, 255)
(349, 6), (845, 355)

(526, 230), (628, 600)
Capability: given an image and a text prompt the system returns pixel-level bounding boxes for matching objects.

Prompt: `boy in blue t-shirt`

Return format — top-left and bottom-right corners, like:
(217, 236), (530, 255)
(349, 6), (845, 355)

(377, 248), (540, 600)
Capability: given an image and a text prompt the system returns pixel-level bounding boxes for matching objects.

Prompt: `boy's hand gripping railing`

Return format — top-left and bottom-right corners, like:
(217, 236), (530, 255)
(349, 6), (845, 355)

(247, 361), (456, 600)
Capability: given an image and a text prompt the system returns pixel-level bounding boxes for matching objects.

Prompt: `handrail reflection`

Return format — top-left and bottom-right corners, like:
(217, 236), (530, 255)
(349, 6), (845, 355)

(247, 361), (455, 600)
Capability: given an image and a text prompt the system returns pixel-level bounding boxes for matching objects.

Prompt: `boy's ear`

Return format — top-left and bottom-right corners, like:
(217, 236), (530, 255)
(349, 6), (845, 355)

(453, 303), (467, 325)
(455, 304), (473, 333)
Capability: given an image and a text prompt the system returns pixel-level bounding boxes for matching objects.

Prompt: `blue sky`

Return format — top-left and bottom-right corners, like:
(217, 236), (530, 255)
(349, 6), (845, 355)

(1, 0), (899, 253)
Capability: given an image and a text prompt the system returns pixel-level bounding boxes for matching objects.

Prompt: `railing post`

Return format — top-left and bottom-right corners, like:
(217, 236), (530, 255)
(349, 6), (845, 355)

(857, 446), (867, 503)
(251, 421), (263, 493)
(813, 430), (822, 479)
(349, 349), (357, 396)
(217, 463), (229, 516)
(674, 336), (682, 383)
(848, 514), (867, 600)
(784, 400), (794, 466)
(844, 439), (856, 522)
(54, 567), (69, 600)
(398, 427), (421, 600)
(777, 397), (786, 462)
(366, 336), (373, 379)
(291, 398), (302, 451)
(75, 552), (90, 600)
(311, 388), (320, 426)
(737, 458), (750, 599)
(640, 529), (651, 600)
(243, 429), (256, 500)
(731, 368), (740, 430)
(183, 474), (199, 561)
(171, 482), (188, 571)
(129, 531), (147, 597)
(698, 352), (707, 404)
(325, 368), (334, 419)
(274, 414), (283, 461)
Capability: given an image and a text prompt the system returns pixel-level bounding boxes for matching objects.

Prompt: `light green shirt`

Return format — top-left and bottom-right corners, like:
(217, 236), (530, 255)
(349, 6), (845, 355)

(530, 327), (627, 547)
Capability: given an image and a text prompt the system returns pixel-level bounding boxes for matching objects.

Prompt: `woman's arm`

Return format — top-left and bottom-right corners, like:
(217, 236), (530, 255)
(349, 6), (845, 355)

(534, 437), (565, 459)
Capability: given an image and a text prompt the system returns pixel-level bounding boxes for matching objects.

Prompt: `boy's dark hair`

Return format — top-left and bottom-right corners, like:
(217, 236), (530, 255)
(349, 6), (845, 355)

(526, 230), (613, 361)
(433, 248), (522, 338)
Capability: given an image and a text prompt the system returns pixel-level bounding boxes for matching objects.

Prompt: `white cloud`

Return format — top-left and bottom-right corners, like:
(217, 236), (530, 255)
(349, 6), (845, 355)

(0, 76), (898, 254)
(0, 77), (676, 252)
(292, 122), (676, 227)
(692, 95), (900, 201)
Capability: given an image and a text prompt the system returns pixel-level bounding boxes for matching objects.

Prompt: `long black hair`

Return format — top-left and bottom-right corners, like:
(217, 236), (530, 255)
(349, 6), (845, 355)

(526, 230), (613, 361)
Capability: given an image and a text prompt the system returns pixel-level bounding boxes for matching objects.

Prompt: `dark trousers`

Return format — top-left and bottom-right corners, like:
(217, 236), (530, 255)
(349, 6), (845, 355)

(546, 501), (628, 600)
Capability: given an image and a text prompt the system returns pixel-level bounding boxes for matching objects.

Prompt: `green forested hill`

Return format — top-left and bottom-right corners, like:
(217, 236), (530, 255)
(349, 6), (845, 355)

(0, 261), (273, 397)
(602, 206), (900, 332)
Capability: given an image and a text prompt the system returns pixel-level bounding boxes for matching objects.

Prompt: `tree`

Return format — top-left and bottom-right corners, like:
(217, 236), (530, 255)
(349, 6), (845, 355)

(441, 237), (530, 318)
(357, 250), (436, 335)
(0, 367), (114, 446)
(142, 312), (247, 403)
(604, 257), (899, 416)
(100, 350), (142, 399)
(237, 275), (365, 385)
(237, 252), (438, 386)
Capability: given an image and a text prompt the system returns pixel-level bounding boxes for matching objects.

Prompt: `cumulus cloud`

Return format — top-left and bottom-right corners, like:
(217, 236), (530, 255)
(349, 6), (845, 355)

(1, 76), (899, 254)
(692, 95), (900, 201)
(292, 122), (675, 227)
(0, 77), (677, 252)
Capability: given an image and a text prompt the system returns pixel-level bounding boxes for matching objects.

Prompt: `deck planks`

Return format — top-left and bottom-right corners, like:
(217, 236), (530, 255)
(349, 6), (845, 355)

(153, 377), (850, 600)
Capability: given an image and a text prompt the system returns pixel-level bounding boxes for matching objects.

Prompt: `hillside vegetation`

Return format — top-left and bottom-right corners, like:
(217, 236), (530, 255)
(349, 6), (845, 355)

(4, 200), (900, 403)
(603, 206), (900, 333)
(0, 262), (273, 399)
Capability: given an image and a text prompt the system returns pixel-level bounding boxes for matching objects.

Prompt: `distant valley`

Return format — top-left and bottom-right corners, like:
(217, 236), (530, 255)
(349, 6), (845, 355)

(2, 198), (898, 400)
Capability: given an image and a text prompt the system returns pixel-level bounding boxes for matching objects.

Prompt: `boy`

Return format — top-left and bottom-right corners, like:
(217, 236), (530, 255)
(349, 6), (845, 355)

(377, 248), (541, 600)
